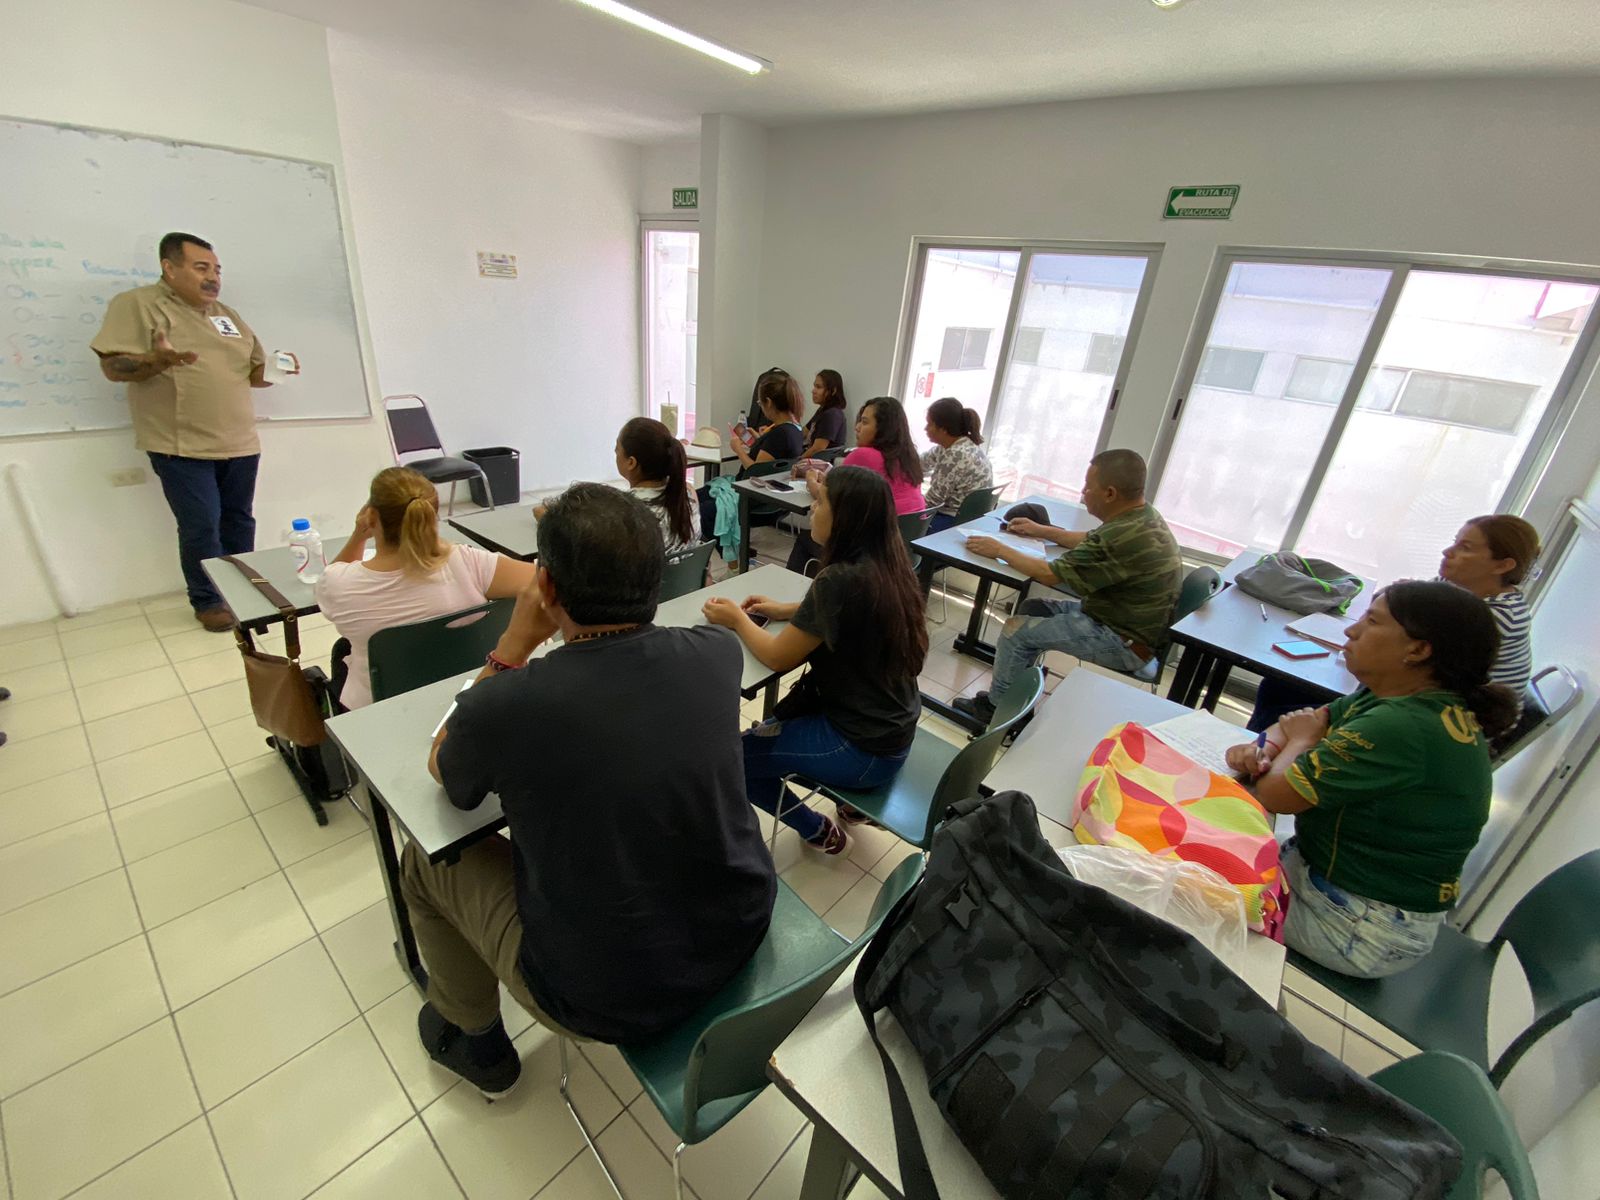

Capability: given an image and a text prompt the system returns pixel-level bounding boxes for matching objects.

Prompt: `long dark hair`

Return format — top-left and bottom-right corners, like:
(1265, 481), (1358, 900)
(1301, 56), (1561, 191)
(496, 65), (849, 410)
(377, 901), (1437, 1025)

(815, 369), (847, 411)
(1382, 580), (1519, 738)
(617, 417), (693, 548)
(818, 466), (928, 678)
(859, 397), (924, 487)
(926, 395), (984, 445)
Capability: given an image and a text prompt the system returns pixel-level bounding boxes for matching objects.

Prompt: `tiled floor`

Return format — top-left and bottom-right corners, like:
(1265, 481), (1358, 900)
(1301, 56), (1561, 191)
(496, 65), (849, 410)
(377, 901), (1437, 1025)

(0, 549), (1402, 1200)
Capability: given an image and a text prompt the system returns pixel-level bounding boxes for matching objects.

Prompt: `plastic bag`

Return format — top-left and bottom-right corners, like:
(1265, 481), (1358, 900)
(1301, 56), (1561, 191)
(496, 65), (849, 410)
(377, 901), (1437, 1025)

(1056, 843), (1250, 969)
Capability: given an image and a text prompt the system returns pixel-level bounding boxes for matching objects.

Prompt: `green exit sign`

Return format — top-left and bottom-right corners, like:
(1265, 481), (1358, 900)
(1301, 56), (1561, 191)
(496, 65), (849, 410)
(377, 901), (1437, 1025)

(672, 188), (698, 209)
(1164, 185), (1240, 220)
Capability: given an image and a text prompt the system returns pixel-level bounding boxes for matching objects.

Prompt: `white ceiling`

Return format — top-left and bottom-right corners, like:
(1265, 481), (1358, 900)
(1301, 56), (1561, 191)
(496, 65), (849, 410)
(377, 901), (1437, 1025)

(246, 0), (1600, 142)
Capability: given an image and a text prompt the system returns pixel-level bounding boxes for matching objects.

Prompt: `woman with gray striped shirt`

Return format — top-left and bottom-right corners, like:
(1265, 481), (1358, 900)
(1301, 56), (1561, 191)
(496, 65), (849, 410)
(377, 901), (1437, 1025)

(1439, 514), (1540, 703)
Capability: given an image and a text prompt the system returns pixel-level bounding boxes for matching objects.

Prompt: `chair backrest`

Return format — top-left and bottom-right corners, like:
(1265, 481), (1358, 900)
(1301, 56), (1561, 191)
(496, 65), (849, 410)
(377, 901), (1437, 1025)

(660, 541), (716, 602)
(367, 599), (514, 704)
(1369, 1053), (1538, 1200)
(919, 668), (1048, 845)
(813, 447), (849, 464)
(954, 484), (1006, 525)
(1174, 564), (1223, 623)
(679, 855), (924, 1141)
(897, 508), (936, 551)
(1489, 846), (1600, 1080)
(382, 394), (446, 460)
(1493, 665), (1582, 768)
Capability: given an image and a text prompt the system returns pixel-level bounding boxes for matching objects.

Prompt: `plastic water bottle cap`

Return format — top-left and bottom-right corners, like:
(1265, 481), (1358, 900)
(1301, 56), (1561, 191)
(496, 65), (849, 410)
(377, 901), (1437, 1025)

(291, 518), (310, 531)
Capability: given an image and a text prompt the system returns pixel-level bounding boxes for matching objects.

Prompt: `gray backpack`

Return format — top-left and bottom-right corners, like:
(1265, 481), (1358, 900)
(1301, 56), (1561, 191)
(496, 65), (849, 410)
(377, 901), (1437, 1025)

(1235, 552), (1365, 615)
(855, 791), (1461, 1199)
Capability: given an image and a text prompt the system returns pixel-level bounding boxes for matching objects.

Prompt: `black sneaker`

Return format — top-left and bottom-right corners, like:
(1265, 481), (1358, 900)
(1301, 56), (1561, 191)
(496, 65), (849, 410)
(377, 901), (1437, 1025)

(951, 693), (996, 726)
(417, 1003), (521, 1100)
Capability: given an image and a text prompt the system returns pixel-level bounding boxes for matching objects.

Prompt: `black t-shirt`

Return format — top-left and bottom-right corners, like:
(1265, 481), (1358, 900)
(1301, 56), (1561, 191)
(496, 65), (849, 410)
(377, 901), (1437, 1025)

(738, 422), (805, 478)
(783, 562), (922, 754)
(437, 625), (776, 1042)
(803, 407), (847, 450)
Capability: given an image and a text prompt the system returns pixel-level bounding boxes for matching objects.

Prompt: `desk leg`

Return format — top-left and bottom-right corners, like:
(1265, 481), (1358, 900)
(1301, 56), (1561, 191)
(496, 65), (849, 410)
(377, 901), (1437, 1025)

(1167, 645), (1203, 705)
(1199, 657), (1234, 713)
(738, 495), (752, 573)
(798, 1123), (861, 1200)
(951, 577), (997, 662)
(762, 678), (779, 720)
(365, 783), (429, 994)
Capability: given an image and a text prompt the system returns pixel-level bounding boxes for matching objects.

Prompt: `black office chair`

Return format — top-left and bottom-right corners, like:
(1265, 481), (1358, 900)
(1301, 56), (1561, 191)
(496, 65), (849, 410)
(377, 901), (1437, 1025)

(382, 394), (494, 515)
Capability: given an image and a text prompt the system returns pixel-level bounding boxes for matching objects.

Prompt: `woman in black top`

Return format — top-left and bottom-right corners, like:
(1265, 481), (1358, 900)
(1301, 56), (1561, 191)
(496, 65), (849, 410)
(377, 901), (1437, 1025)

(731, 373), (806, 472)
(745, 366), (788, 432)
(704, 467), (928, 853)
(802, 370), (849, 457)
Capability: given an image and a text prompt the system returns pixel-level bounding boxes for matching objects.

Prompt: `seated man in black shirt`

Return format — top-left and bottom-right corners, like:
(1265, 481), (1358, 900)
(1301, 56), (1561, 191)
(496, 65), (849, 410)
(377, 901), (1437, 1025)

(405, 483), (776, 1097)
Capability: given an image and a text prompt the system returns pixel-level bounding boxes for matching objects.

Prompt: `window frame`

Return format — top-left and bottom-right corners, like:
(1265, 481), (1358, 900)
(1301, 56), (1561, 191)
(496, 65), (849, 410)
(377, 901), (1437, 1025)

(890, 237), (1163, 469)
(1147, 247), (1600, 563)
(638, 218), (699, 423)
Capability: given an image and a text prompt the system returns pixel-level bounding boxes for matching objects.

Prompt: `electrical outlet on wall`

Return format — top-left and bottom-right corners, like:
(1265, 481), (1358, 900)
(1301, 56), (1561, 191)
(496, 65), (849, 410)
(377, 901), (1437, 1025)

(109, 467), (147, 487)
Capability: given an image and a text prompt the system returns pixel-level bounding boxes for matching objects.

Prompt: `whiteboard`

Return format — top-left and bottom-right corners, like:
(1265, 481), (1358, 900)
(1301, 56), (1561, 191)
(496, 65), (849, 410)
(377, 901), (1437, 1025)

(0, 117), (369, 436)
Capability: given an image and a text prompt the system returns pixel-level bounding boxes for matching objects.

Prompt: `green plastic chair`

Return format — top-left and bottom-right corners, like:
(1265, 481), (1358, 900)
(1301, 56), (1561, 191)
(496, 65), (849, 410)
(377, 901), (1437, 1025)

(777, 667), (1046, 852)
(1289, 848), (1600, 1085)
(898, 507), (937, 572)
(1120, 564), (1222, 692)
(558, 854), (925, 1200)
(366, 598), (514, 704)
(660, 542), (716, 602)
(1371, 1053), (1539, 1199)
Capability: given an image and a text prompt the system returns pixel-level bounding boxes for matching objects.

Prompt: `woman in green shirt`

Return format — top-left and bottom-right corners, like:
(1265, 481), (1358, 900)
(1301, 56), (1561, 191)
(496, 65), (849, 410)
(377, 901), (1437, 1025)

(1225, 580), (1518, 978)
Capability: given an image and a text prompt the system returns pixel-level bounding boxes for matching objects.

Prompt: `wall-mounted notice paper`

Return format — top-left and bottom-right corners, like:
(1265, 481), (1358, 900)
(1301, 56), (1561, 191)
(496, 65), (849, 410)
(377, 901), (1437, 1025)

(477, 252), (517, 279)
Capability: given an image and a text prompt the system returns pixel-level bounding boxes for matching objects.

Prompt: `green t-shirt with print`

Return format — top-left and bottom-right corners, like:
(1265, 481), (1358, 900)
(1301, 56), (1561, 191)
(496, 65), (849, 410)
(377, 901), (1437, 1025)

(1286, 689), (1492, 913)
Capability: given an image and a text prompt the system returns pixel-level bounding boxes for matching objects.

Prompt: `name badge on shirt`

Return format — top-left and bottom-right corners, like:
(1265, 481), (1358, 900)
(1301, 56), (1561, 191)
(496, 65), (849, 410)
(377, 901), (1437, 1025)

(210, 315), (242, 338)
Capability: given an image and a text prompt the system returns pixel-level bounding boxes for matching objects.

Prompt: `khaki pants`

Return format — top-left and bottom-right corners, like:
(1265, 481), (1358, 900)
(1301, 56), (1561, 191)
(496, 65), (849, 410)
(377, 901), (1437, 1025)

(398, 835), (577, 1038)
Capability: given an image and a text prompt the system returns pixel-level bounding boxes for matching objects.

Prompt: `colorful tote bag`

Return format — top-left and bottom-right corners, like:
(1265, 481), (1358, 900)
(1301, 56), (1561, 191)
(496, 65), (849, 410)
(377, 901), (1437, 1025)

(1074, 722), (1286, 939)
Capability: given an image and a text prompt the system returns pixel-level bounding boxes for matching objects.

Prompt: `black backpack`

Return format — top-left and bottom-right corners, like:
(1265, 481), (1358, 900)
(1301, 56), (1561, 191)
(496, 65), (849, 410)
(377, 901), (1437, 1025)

(855, 791), (1462, 1199)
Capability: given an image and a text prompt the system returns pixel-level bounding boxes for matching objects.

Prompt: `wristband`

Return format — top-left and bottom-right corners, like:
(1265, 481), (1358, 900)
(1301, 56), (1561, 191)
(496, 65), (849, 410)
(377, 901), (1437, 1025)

(485, 650), (525, 672)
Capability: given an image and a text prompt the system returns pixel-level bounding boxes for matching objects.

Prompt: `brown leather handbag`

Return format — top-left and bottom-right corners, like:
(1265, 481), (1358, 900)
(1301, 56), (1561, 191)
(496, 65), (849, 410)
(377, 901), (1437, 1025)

(223, 557), (327, 747)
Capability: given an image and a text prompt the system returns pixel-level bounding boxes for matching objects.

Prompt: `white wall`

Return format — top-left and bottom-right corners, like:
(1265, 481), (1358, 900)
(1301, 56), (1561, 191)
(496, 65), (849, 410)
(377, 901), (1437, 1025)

(328, 39), (641, 497)
(640, 140), (699, 217)
(0, 0), (390, 623)
(751, 78), (1600, 534)
(698, 115), (768, 434)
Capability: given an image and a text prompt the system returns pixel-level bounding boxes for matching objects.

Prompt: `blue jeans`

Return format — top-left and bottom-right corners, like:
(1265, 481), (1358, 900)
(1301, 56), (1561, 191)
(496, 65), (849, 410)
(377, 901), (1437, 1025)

(742, 715), (910, 842)
(989, 596), (1147, 703)
(147, 453), (260, 612)
(1282, 842), (1444, 979)
(927, 511), (959, 535)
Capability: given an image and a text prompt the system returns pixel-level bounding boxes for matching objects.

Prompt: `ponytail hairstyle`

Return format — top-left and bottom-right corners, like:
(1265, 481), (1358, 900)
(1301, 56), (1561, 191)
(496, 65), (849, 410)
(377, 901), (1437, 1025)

(815, 369), (848, 411)
(818, 467), (928, 679)
(1381, 580), (1520, 739)
(926, 395), (984, 446)
(759, 372), (806, 422)
(859, 397), (925, 487)
(618, 416), (694, 548)
(367, 467), (450, 578)
(1464, 514), (1541, 587)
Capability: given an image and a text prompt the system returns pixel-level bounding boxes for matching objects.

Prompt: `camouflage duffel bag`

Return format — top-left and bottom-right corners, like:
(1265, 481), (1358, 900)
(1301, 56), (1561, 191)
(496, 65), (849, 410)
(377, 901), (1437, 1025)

(853, 791), (1461, 1199)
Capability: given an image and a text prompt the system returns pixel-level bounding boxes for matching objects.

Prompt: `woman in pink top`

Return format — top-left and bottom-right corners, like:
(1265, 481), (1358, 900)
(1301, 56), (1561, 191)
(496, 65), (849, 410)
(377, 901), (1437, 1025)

(787, 396), (926, 573)
(316, 467), (536, 709)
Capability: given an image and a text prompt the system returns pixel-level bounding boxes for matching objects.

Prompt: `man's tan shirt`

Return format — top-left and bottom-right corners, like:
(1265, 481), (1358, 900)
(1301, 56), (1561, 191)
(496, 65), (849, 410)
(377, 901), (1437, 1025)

(91, 280), (265, 459)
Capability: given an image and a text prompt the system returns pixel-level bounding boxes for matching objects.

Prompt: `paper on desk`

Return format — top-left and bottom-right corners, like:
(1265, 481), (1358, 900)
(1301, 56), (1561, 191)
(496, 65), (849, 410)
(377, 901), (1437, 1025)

(1147, 711), (1248, 776)
(1285, 612), (1349, 649)
(430, 677), (476, 740)
(962, 529), (1049, 557)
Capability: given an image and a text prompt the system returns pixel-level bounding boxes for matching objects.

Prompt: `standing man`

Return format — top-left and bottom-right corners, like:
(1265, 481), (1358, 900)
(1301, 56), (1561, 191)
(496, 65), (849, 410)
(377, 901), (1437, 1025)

(91, 233), (274, 631)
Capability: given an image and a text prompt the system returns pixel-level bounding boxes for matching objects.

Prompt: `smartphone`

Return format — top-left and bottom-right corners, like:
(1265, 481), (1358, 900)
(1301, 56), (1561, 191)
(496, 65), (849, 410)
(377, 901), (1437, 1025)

(757, 478), (791, 491)
(748, 612), (771, 628)
(1273, 639), (1332, 660)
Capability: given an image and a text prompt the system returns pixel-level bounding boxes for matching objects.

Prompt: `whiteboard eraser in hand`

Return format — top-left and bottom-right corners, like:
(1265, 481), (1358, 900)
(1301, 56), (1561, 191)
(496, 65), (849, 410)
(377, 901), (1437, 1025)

(270, 350), (301, 376)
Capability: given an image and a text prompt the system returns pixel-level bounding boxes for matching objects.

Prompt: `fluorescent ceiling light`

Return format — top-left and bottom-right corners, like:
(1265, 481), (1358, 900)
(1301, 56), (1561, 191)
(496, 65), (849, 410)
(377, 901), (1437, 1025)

(1150, 0), (1190, 7)
(567, 0), (769, 74)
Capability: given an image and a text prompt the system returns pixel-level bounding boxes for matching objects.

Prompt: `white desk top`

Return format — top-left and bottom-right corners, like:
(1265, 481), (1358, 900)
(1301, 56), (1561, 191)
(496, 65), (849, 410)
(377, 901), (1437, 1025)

(325, 564), (813, 857)
(1171, 551), (1369, 699)
(203, 527), (472, 627)
(733, 475), (814, 514)
(447, 504), (540, 560)
(910, 494), (1095, 582)
(987, 670), (1190, 826)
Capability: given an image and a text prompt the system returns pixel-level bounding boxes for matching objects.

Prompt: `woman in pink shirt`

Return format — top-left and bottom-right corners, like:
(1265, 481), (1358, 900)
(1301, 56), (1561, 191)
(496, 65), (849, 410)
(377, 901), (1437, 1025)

(316, 467), (536, 709)
(787, 397), (926, 573)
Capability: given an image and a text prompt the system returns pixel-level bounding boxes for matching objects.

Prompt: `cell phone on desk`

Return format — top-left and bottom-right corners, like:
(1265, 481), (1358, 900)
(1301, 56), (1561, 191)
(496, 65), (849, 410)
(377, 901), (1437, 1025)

(1272, 639), (1332, 660)
(748, 612), (771, 628)
(755, 478), (790, 491)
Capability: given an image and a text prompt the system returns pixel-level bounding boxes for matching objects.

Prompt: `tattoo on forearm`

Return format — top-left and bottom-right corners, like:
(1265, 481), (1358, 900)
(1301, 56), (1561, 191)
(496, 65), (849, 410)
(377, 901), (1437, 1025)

(105, 355), (141, 373)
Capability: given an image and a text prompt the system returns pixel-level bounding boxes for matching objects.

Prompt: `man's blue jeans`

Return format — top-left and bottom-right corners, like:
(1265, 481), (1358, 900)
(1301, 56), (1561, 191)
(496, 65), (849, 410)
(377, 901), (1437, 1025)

(742, 715), (910, 842)
(989, 596), (1147, 704)
(147, 452), (260, 612)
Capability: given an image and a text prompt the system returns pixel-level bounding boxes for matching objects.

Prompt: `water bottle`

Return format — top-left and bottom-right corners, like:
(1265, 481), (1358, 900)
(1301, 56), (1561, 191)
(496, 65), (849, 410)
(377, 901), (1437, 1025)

(288, 518), (325, 584)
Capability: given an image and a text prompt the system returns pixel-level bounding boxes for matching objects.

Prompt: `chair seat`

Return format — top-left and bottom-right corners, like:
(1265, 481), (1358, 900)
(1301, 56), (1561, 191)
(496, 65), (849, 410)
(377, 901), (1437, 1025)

(407, 456), (483, 483)
(620, 882), (846, 1143)
(807, 726), (961, 848)
(1288, 927), (1500, 1070)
